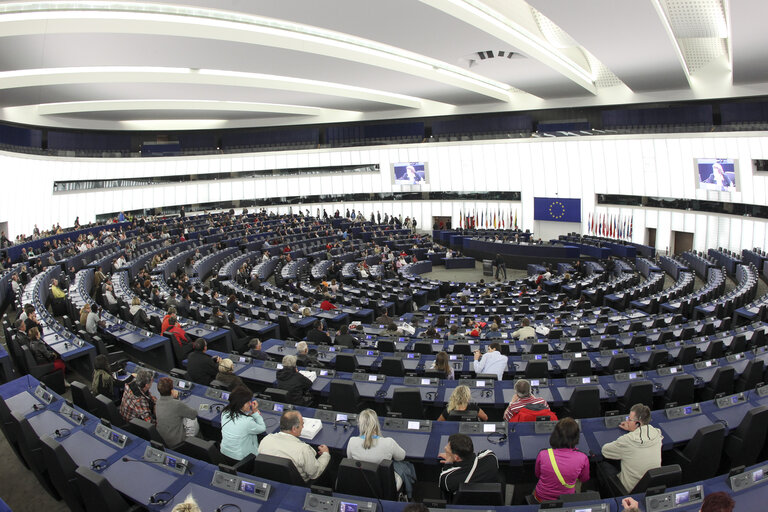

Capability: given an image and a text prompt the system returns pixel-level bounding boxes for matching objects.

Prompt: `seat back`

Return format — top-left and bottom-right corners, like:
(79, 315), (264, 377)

(622, 381), (654, 411)
(676, 346), (697, 365)
(329, 380), (360, 413)
(566, 358), (591, 377)
(607, 354), (630, 374)
(547, 329), (563, 340)
(737, 359), (764, 392)
(666, 375), (695, 406)
(94, 394), (127, 428)
(454, 482), (504, 505)
(563, 341), (583, 352)
(704, 340), (724, 360)
(127, 417), (164, 444)
(413, 342), (433, 355)
(629, 465), (682, 494)
(724, 405), (768, 468)
(74, 466), (133, 512)
(277, 315), (293, 340)
(379, 357), (405, 377)
(529, 343), (549, 355)
(681, 423), (726, 482)
(335, 458), (398, 501)
(391, 388), (425, 420)
(568, 386), (601, 419)
(0, 397), (28, 467)
(707, 366), (735, 397)
(645, 350), (668, 370)
(265, 387), (291, 403)
(70, 381), (99, 414)
(525, 361), (548, 379)
(334, 353), (358, 373)
(250, 453), (305, 486)
(729, 335), (747, 354)
(376, 340), (395, 353)
(176, 437), (222, 465)
(40, 436), (86, 512)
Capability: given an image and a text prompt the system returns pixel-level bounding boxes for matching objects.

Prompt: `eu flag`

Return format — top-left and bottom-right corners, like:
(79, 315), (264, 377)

(533, 197), (581, 223)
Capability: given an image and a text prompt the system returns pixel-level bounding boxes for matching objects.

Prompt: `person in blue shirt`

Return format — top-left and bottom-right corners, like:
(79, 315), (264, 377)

(220, 385), (266, 462)
(472, 342), (508, 380)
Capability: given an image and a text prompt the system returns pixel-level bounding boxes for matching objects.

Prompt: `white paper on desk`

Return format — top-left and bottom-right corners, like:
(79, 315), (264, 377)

(300, 417), (323, 440)
(535, 325), (550, 336)
(299, 370), (317, 382)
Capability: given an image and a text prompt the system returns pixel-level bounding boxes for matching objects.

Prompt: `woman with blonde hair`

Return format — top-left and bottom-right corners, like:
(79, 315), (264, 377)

(346, 409), (415, 498)
(437, 385), (488, 421)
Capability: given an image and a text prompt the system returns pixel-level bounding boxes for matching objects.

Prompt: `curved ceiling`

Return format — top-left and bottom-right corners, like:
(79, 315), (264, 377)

(0, 0), (765, 131)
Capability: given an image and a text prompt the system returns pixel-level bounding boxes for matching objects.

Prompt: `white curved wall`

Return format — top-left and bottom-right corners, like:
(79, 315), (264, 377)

(2, 132), (768, 253)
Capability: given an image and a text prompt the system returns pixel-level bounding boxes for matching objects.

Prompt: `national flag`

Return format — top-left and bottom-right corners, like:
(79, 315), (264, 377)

(514, 210), (518, 230)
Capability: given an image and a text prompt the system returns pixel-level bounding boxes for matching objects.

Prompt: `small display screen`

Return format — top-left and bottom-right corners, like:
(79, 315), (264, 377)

(535, 354), (542, 360)
(164, 456), (177, 468)
(339, 502), (359, 512)
(705, 361), (712, 367)
(684, 406), (692, 415)
(628, 373), (637, 379)
(483, 424), (496, 433)
(240, 480), (257, 494)
(177, 380), (189, 389)
(273, 403), (284, 412)
(530, 379), (539, 386)
(110, 432), (122, 443)
(41, 391), (52, 403)
(753, 469), (764, 482)
(582, 377), (591, 384)
(366, 351), (374, 356)
(574, 352), (582, 358)
(407, 421), (420, 430)
(476, 380), (485, 387)
(675, 491), (690, 504)
(221, 392), (230, 401)
(336, 413), (348, 422)
(670, 367), (678, 373)
(732, 396), (740, 404)
(239, 357), (248, 363)
(328, 347), (336, 352)
(368, 375), (377, 381)
(407, 354), (415, 359)
(421, 378), (430, 385)
(320, 370), (328, 376)
(449, 355), (458, 360)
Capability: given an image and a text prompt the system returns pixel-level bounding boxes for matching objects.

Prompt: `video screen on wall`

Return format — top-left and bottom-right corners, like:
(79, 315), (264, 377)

(696, 158), (737, 192)
(392, 162), (427, 185)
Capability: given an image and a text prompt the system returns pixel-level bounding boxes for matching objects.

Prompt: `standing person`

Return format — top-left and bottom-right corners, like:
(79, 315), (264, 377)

(472, 342), (508, 380)
(220, 386), (266, 462)
(494, 253), (507, 281)
(534, 418), (590, 502)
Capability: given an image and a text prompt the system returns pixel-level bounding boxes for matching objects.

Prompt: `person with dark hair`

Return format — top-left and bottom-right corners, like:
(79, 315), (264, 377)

(86, 304), (105, 334)
(598, 403), (662, 495)
(276, 355), (313, 406)
(494, 253), (507, 281)
(156, 376), (197, 448)
(306, 319), (331, 345)
(220, 386), (265, 461)
(430, 351), (454, 379)
(27, 326), (66, 373)
(186, 338), (221, 385)
(226, 313), (250, 353)
(248, 338), (270, 361)
(699, 491), (735, 512)
(259, 411), (330, 483)
(534, 418), (589, 502)
(208, 306), (227, 328)
(333, 324), (359, 348)
(472, 342), (508, 380)
(119, 369), (157, 425)
(90, 354), (116, 399)
(438, 433), (499, 500)
(511, 317), (536, 340)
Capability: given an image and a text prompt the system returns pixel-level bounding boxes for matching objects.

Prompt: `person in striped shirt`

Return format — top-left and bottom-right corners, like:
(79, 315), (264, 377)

(503, 379), (549, 422)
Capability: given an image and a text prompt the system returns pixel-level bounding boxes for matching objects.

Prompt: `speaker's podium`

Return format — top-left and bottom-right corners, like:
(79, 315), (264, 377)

(483, 260), (493, 276)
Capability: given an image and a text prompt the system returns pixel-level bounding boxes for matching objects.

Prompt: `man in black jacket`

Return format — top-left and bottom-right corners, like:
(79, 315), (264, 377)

(275, 355), (313, 406)
(438, 434), (499, 501)
(186, 339), (221, 386)
(248, 338), (271, 361)
(305, 320), (331, 345)
(226, 313), (250, 353)
(333, 324), (359, 348)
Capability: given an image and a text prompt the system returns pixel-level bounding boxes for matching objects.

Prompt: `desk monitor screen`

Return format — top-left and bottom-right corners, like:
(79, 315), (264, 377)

(670, 367), (678, 374)
(582, 377), (591, 384)
(705, 360), (713, 367)
(696, 158), (737, 192)
(366, 351), (374, 356)
(483, 424), (496, 433)
(336, 414), (348, 422)
(530, 379), (540, 386)
(110, 432), (123, 444)
(675, 491), (690, 504)
(221, 392), (230, 401)
(731, 395), (740, 404)
(753, 468), (764, 482)
(421, 378), (431, 385)
(273, 403), (284, 412)
(476, 381), (486, 387)
(164, 456), (177, 468)
(368, 375), (377, 382)
(407, 354), (415, 359)
(328, 347), (336, 352)
(407, 421), (420, 430)
(319, 370), (329, 376)
(339, 502), (358, 512)
(240, 480), (257, 494)
(393, 162), (427, 185)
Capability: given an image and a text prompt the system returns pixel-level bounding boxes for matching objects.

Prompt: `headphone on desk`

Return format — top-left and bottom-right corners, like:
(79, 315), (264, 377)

(424, 391), (437, 400)
(90, 458), (108, 471)
(375, 390), (387, 398)
(54, 428), (71, 438)
(148, 491), (173, 506)
(216, 505), (242, 512)
(486, 432), (508, 445)
(480, 388), (493, 398)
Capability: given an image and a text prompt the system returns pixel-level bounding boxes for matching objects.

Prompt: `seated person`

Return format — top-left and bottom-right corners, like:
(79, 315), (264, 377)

(86, 304), (105, 335)
(438, 433), (499, 501)
(208, 306), (227, 328)
(226, 313), (250, 353)
(119, 369), (157, 425)
(165, 316), (190, 349)
(248, 338), (271, 361)
(347, 409), (414, 498)
(512, 317), (536, 340)
(161, 307), (178, 334)
(295, 341), (319, 367)
(129, 297), (150, 329)
(503, 379), (550, 421)
(430, 351), (454, 380)
(276, 355), (313, 406)
(90, 354), (116, 400)
(220, 386), (266, 461)
(306, 320), (331, 345)
(259, 411), (331, 483)
(215, 358), (246, 390)
(155, 376), (197, 448)
(186, 338), (221, 386)
(437, 385), (488, 421)
(333, 324), (359, 348)
(534, 418), (590, 502)
(472, 342), (508, 381)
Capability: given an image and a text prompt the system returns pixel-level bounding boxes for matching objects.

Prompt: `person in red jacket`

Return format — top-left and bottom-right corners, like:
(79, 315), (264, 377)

(503, 379), (550, 421)
(320, 298), (336, 311)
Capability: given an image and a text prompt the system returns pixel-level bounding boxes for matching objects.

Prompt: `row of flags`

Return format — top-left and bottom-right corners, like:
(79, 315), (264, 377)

(459, 208), (519, 230)
(587, 213), (633, 240)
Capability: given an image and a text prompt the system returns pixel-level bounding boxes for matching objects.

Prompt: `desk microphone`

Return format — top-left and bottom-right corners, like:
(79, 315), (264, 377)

(333, 420), (351, 432)
(121, 457), (192, 475)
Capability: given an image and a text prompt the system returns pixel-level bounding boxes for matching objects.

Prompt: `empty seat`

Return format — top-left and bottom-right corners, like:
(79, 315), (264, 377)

(663, 423), (725, 484)
(40, 436), (86, 512)
(566, 358), (591, 377)
(699, 366), (735, 401)
(664, 375), (695, 406)
(328, 380), (362, 413)
(620, 381), (654, 413)
(676, 346), (697, 365)
(74, 466), (141, 512)
(606, 354), (630, 374)
(334, 354), (358, 373)
(525, 361), (548, 379)
(335, 458), (398, 501)
(722, 405), (768, 469)
(390, 388), (425, 420)
(644, 350), (668, 371)
(379, 357), (405, 377)
(737, 359), (764, 392)
(565, 386), (601, 419)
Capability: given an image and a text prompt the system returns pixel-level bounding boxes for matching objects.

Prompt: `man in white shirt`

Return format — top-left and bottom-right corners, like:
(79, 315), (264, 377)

(472, 342), (508, 380)
(258, 411), (331, 484)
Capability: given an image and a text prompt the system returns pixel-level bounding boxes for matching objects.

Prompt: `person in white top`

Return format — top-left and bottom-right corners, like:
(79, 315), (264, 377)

(347, 409), (414, 496)
(472, 342), (508, 380)
(511, 317), (537, 340)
